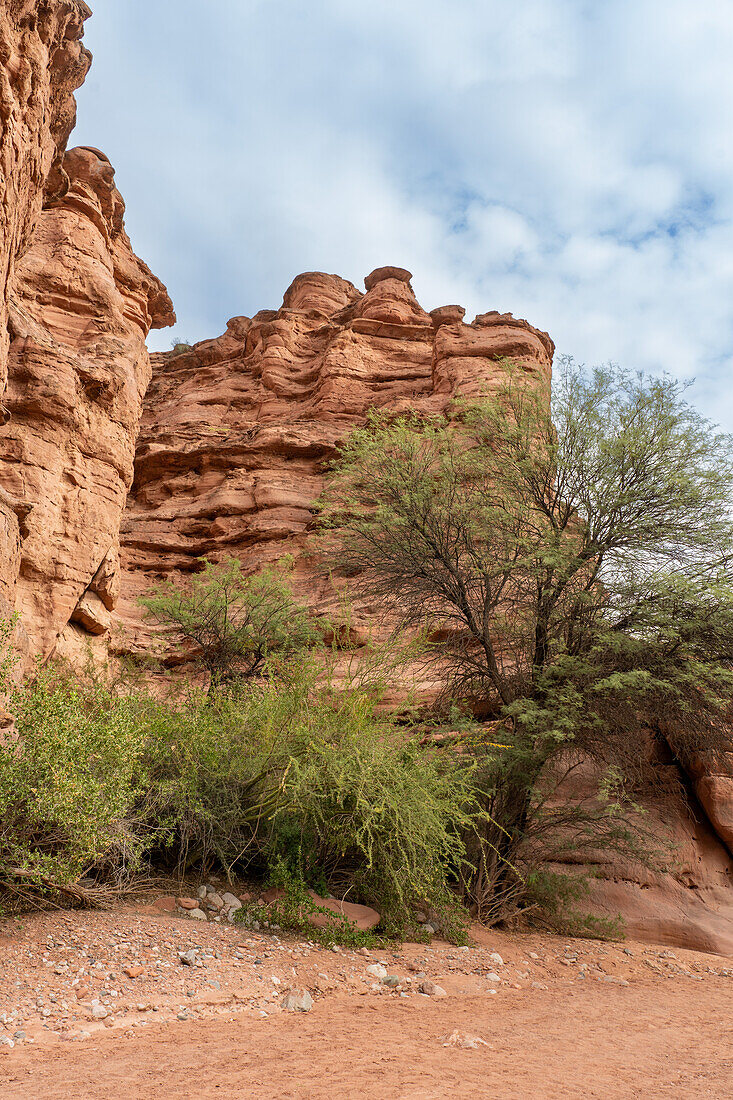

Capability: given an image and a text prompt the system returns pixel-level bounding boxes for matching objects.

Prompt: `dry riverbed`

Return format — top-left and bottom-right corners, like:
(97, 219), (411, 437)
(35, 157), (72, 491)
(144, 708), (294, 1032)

(0, 898), (730, 1098)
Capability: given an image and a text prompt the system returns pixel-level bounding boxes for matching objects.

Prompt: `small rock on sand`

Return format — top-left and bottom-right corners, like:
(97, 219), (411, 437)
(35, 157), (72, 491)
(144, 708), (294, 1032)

(282, 991), (313, 1012)
(418, 981), (447, 997)
(442, 1030), (489, 1049)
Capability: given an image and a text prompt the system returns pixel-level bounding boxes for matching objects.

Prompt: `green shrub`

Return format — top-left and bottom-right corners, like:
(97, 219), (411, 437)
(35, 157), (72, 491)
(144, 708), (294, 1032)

(234, 866), (381, 949)
(0, 653), (478, 938)
(140, 558), (318, 690)
(522, 869), (623, 940)
(138, 659), (477, 935)
(0, 671), (148, 886)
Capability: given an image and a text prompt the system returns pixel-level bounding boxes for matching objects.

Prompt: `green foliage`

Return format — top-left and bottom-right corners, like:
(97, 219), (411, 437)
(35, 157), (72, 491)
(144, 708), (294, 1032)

(169, 338), (193, 354)
(140, 558), (318, 688)
(522, 870), (623, 940)
(322, 359), (733, 921)
(0, 671), (148, 886)
(0, 654), (475, 938)
(0, 612), (18, 694)
(234, 862), (380, 949)
(138, 657), (476, 935)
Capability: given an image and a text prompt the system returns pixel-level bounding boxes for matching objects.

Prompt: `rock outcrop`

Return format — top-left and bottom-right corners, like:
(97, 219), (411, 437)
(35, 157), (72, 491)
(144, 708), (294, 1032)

(554, 757), (733, 955)
(0, 1), (92, 405)
(0, 3), (173, 662)
(0, 147), (173, 660)
(115, 267), (733, 954)
(0, 2), (730, 956)
(0, 1), (92, 623)
(690, 753), (733, 857)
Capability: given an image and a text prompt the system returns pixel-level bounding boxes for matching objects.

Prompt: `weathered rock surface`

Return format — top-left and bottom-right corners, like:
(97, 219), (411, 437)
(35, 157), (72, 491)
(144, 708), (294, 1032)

(580, 788), (733, 956)
(115, 266), (733, 954)
(0, 2), (730, 955)
(0, 3), (173, 662)
(696, 772), (733, 855)
(0, 1), (92, 406)
(0, 1), (92, 615)
(0, 145), (173, 660)
(0, 135), (175, 659)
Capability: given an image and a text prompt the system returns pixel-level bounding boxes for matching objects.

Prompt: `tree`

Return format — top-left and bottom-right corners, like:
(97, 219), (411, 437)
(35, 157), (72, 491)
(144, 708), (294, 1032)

(141, 559), (317, 691)
(321, 359), (733, 919)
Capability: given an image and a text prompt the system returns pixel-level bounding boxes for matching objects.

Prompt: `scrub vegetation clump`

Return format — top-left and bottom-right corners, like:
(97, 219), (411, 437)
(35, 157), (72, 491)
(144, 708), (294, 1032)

(0, 651), (476, 939)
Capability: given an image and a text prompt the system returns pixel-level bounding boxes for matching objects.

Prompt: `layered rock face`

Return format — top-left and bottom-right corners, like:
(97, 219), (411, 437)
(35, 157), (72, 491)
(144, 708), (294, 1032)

(0, 2), (173, 661)
(554, 756), (733, 955)
(117, 267), (553, 653)
(0, 1), (92, 622)
(0, 0), (92, 404)
(0, 1), (730, 954)
(0, 146), (174, 659)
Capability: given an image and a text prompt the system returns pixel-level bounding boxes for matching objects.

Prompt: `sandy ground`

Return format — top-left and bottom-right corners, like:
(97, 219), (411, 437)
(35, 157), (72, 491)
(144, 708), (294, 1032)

(0, 903), (731, 1099)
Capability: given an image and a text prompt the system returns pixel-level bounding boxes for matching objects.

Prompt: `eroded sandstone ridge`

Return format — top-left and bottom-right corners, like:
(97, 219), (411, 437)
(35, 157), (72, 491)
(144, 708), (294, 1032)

(0, 2), (174, 662)
(0, 146), (174, 659)
(0, 1), (92, 628)
(0, 1), (92, 406)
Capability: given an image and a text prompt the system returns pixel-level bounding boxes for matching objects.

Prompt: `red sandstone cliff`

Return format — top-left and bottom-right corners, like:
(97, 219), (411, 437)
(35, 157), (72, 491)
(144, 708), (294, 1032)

(0, 1), (92, 628)
(0, 1), (92, 407)
(116, 266), (552, 656)
(0, 146), (174, 661)
(115, 268), (733, 954)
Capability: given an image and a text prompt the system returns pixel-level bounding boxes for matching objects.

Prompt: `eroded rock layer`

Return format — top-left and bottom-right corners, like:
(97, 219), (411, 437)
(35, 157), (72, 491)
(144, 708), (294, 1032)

(0, 146), (174, 659)
(117, 268), (733, 954)
(0, 1), (92, 620)
(0, 1), (92, 401)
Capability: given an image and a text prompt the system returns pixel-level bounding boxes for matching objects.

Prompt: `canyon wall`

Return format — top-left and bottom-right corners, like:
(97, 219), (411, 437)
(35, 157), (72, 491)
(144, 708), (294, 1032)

(0, 0), (92, 630)
(115, 268), (733, 955)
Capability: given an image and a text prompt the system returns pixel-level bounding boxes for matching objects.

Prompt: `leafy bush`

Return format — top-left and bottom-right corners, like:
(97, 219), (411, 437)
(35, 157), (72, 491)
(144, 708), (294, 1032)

(140, 558), (318, 689)
(521, 869), (622, 940)
(322, 359), (733, 921)
(0, 672), (148, 887)
(0, 653), (477, 938)
(137, 658), (476, 935)
(234, 869), (381, 949)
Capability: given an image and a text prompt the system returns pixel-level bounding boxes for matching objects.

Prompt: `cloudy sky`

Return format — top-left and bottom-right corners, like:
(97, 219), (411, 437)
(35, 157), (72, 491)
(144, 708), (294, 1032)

(73, 1), (733, 426)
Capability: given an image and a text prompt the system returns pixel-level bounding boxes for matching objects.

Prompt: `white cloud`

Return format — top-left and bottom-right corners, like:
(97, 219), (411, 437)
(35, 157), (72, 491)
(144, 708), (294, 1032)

(73, 0), (733, 427)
